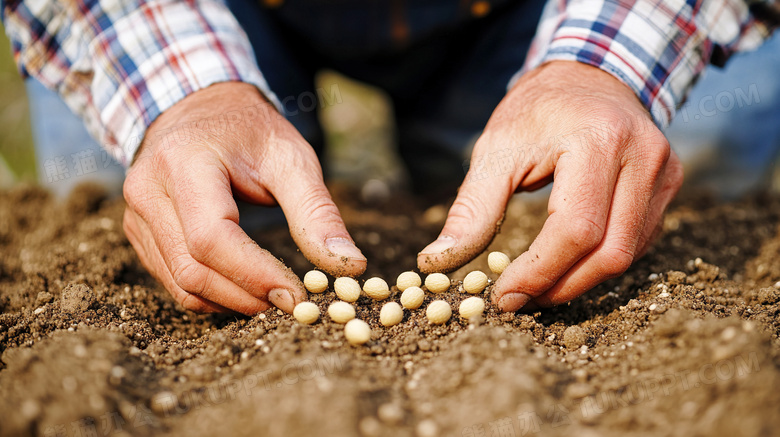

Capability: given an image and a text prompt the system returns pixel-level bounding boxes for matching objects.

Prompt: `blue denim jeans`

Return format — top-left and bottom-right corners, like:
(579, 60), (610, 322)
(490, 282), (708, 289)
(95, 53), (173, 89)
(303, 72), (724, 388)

(226, 0), (547, 198)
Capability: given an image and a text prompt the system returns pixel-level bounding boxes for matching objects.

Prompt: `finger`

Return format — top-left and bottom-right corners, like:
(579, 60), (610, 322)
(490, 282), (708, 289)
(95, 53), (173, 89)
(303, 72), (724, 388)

(417, 151), (516, 273)
(635, 150), (683, 258)
(123, 209), (230, 313)
(158, 155), (307, 313)
(261, 149), (367, 277)
(492, 146), (620, 311)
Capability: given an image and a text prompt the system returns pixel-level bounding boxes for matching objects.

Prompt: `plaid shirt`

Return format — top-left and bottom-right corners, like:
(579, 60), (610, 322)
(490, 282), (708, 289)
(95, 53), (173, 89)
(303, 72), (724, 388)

(1, 0), (776, 164)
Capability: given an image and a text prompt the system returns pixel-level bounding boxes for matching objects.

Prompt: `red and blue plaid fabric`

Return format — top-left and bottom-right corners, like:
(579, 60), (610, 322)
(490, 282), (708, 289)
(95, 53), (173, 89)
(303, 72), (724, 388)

(2, 0), (776, 164)
(520, 0), (775, 127)
(2, 0), (278, 165)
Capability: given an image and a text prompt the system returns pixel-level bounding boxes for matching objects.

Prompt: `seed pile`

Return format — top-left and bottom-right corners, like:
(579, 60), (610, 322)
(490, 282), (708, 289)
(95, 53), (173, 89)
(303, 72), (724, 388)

(292, 252), (509, 346)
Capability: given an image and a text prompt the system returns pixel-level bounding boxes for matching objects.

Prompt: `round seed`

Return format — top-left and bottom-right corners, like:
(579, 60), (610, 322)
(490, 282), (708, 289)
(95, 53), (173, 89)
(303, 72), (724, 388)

(344, 319), (371, 345)
(425, 273), (450, 294)
(396, 271), (422, 291)
(426, 300), (452, 324)
(363, 277), (391, 300)
(380, 302), (404, 327)
(334, 277), (361, 302)
(459, 296), (485, 319)
(328, 301), (356, 324)
(293, 302), (320, 325)
(488, 251), (510, 274)
(463, 271), (488, 294)
(303, 270), (329, 293)
(400, 286), (425, 309)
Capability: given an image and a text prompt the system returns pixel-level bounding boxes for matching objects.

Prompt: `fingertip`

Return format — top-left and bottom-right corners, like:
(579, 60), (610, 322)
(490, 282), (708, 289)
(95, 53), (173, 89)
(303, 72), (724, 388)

(496, 292), (533, 313)
(268, 288), (298, 314)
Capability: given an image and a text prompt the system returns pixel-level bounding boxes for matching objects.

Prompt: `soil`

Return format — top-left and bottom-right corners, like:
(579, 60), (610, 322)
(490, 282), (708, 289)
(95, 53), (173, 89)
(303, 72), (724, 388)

(1, 183), (779, 437)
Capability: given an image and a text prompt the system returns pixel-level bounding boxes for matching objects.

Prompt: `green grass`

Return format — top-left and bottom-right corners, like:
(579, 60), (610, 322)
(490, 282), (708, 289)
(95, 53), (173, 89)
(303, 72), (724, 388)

(0, 27), (36, 183)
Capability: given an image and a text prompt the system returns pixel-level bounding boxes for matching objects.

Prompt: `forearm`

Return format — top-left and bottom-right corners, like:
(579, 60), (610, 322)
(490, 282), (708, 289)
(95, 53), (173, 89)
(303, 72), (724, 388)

(2, 0), (279, 165)
(516, 0), (777, 127)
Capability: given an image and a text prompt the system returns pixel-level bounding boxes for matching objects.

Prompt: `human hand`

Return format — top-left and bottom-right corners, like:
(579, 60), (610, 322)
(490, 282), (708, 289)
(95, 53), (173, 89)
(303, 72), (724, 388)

(418, 61), (683, 312)
(123, 83), (366, 315)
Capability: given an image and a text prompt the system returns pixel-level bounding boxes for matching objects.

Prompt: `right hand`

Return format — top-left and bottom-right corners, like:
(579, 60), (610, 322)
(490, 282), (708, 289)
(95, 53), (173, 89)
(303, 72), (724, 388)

(122, 82), (366, 315)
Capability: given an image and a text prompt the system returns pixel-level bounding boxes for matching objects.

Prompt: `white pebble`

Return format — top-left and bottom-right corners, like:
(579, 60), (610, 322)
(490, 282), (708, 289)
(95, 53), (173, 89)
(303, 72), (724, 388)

(463, 271), (488, 294)
(327, 301), (356, 324)
(303, 270), (328, 293)
(424, 273), (450, 294)
(487, 251), (510, 274)
(293, 302), (320, 325)
(363, 277), (391, 300)
(426, 300), (452, 324)
(334, 277), (361, 302)
(344, 319), (371, 345)
(400, 286), (425, 309)
(416, 419), (439, 437)
(459, 297), (485, 319)
(396, 271), (422, 291)
(380, 302), (404, 326)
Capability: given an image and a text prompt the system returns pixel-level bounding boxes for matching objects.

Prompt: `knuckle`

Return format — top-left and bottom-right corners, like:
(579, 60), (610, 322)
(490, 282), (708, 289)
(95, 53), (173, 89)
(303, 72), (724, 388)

(184, 224), (218, 262)
(171, 256), (210, 295)
(563, 216), (604, 251)
(179, 294), (209, 313)
(597, 246), (634, 277)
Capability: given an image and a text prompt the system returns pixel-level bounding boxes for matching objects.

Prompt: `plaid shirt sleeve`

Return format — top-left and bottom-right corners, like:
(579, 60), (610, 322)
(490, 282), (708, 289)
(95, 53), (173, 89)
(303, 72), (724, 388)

(2, 0), (281, 166)
(516, 0), (777, 127)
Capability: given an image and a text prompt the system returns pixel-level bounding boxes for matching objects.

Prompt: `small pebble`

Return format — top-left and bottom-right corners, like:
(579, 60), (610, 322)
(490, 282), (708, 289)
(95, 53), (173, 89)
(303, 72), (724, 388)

(426, 300), (452, 324)
(416, 419), (439, 437)
(458, 296), (485, 319)
(563, 326), (587, 350)
(400, 286), (425, 309)
(396, 271), (422, 291)
(380, 302), (404, 327)
(344, 319), (371, 345)
(303, 270), (329, 294)
(424, 273), (450, 294)
(377, 403), (404, 424)
(463, 271), (488, 294)
(363, 277), (391, 300)
(293, 302), (320, 325)
(334, 277), (361, 302)
(328, 301), (356, 324)
(487, 251), (510, 274)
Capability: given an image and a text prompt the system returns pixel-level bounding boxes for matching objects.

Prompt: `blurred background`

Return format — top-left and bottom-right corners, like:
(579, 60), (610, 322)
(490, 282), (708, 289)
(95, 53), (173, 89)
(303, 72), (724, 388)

(1, 27), (779, 200)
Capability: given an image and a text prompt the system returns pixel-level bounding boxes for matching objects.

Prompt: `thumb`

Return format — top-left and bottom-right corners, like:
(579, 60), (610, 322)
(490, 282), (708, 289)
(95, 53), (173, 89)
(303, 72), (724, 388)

(418, 156), (514, 273)
(269, 162), (367, 278)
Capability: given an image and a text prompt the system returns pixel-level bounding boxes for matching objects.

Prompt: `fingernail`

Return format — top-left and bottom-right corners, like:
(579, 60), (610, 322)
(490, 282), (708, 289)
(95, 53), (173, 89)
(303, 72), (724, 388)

(420, 235), (457, 255)
(268, 288), (295, 313)
(325, 237), (366, 261)
(497, 293), (532, 312)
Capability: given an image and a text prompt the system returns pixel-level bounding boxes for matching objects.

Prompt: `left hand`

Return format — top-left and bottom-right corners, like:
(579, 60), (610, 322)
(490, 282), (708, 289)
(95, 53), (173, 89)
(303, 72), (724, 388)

(417, 61), (683, 312)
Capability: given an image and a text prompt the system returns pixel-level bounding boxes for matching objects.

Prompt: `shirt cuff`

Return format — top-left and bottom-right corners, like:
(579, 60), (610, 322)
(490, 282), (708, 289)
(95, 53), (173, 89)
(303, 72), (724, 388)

(515, 0), (769, 128)
(89, 0), (281, 166)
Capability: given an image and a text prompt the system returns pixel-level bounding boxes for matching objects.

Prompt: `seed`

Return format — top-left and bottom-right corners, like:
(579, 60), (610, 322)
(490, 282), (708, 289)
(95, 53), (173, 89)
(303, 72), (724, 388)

(424, 273), (450, 294)
(426, 300), (452, 324)
(459, 296), (485, 319)
(396, 271), (422, 291)
(488, 252), (510, 274)
(334, 277), (361, 302)
(400, 286), (425, 309)
(303, 270), (329, 293)
(293, 302), (320, 325)
(463, 271), (488, 294)
(380, 302), (404, 326)
(328, 301), (356, 323)
(363, 277), (391, 300)
(344, 319), (371, 345)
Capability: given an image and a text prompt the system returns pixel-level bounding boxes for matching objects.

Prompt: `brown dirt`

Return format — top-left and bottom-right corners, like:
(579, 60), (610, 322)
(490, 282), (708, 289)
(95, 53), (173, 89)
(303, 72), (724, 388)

(1, 183), (779, 437)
